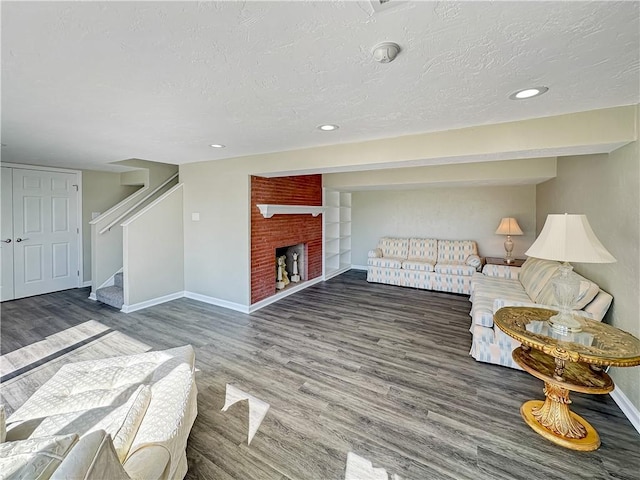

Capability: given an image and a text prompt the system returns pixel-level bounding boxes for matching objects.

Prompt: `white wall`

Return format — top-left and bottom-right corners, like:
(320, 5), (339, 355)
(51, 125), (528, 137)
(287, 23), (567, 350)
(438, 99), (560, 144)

(122, 184), (184, 306)
(82, 170), (139, 282)
(536, 105), (640, 411)
(351, 185), (536, 266)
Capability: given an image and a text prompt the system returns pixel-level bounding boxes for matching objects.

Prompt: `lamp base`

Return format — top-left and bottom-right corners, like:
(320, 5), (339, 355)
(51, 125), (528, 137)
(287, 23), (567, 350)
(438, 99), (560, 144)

(504, 235), (515, 264)
(548, 311), (583, 334)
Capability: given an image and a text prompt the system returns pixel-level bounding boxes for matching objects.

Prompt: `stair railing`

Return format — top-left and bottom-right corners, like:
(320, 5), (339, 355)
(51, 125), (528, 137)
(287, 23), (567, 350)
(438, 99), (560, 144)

(99, 172), (179, 234)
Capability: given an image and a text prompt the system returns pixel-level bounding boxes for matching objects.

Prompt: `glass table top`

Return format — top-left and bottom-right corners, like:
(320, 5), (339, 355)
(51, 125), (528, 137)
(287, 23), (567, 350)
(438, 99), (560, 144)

(494, 307), (640, 367)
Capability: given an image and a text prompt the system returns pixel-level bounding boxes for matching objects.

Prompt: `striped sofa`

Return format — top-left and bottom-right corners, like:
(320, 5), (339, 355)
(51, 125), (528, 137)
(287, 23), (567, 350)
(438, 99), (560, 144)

(367, 237), (482, 295)
(469, 257), (613, 369)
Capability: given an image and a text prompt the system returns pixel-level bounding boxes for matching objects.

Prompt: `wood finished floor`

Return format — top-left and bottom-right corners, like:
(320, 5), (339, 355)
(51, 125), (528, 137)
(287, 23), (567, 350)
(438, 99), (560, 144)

(1, 270), (639, 480)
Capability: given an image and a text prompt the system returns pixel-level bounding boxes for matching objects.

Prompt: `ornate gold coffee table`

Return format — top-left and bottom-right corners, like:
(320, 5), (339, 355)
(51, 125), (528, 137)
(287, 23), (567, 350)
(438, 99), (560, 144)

(494, 306), (640, 451)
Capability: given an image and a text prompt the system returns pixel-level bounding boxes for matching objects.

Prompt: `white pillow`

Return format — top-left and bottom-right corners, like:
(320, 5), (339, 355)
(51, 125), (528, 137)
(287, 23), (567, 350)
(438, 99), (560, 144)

(0, 433), (78, 480)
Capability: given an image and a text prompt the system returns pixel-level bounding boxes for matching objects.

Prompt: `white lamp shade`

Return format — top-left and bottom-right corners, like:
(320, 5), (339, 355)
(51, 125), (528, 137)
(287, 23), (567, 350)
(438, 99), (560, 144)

(525, 214), (616, 263)
(495, 217), (523, 235)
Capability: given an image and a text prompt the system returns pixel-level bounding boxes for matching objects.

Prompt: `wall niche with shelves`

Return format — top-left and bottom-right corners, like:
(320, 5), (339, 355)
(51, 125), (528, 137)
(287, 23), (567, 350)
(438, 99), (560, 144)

(323, 189), (351, 279)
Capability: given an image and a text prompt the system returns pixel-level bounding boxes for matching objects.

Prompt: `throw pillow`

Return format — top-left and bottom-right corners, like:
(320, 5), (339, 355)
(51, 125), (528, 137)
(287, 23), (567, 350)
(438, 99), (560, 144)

(518, 257), (560, 301)
(0, 433), (78, 480)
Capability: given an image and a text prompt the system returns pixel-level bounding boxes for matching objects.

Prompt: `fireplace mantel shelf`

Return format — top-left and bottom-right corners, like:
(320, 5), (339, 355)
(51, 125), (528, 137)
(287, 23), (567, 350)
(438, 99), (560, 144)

(257, 204), (326, 219)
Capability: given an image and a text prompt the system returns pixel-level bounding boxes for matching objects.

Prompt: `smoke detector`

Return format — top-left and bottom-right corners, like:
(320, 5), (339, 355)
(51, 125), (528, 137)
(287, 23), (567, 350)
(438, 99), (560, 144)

(372, 42), (400, 63)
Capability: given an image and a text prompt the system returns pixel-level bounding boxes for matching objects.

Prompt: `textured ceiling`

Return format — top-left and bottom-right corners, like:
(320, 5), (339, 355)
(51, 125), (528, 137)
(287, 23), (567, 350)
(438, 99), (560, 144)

(1, 1), (639, 171)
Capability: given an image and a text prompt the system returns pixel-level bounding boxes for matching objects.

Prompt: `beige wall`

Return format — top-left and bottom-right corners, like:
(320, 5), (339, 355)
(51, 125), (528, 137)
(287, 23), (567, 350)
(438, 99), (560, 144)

(123, 184), (184, 306)
(536, 106), (640, 410)
(82, 170), (138, 282)
(324, 158), (557, 190)
(180, 161), (251, 305)
(181, 106), (636, 307)
(351, 186), (536, 266)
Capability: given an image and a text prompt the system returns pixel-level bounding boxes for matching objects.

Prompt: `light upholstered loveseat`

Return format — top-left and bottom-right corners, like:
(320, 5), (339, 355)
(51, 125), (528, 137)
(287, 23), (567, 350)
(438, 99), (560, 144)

(367, 237), (482, 295)
(469, 257), (613, 369)
(2, 345), (197, 479)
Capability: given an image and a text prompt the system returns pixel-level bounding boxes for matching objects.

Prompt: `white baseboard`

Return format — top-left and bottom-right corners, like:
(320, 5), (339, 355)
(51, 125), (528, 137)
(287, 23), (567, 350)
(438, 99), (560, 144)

(351, 265), (368, 271)
(88, 292), (97, 301)
(184, 291), (250, 314)
(610, 387), (640, 434)
(82, 280), (92, 288)
(248, 276), (323, 313)
(121, 291), (185, 313)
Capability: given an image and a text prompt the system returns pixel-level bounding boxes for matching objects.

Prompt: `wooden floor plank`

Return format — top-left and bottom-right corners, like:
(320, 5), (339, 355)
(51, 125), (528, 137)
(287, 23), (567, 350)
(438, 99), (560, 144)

(2, 271), (639, 479)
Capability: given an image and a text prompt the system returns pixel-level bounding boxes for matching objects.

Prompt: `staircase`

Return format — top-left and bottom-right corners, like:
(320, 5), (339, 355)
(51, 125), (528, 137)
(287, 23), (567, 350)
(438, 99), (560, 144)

(96, 272), (123, 310)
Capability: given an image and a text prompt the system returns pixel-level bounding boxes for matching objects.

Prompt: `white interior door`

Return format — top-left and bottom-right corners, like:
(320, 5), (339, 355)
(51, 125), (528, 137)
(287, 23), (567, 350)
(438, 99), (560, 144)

(1, 167), (15, 301)
(12, 168), (80, 299)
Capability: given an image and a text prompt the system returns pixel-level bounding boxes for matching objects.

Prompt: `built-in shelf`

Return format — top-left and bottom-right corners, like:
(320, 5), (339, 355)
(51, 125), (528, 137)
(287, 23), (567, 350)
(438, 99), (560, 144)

(257, 204), (326, 219)
(323, 190), (352, 280)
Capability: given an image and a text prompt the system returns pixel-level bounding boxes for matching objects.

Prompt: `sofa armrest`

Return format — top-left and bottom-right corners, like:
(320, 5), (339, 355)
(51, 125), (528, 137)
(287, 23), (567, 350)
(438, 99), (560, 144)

(482, 264), (521, 279)
(465, 254), (482, 271)
(123, 444), (170, 480)
(368, 248), (383, 258)
(51, 430), (131, 480)
(492, 298), (595, 321)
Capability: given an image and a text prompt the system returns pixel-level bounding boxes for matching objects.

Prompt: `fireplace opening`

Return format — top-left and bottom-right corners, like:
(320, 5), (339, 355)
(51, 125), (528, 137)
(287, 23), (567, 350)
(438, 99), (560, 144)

(275, 243), (306, 291)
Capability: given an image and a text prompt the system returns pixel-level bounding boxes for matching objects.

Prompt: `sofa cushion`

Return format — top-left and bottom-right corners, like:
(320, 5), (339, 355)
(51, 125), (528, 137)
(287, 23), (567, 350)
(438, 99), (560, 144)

(367, 257), (404, 269)
(407, 238), (438, 263)
(377, 237), (409, 259)
(536, 271), (600, 310)
(401, 260), (435, 272)
(0, 433), (78, 480)
(8, 347), (194, 425)
(437, 240), (478, 263)
(434, 263), (477, 276)
(30, 384), (152, 463)
(518, 257), (560, 302)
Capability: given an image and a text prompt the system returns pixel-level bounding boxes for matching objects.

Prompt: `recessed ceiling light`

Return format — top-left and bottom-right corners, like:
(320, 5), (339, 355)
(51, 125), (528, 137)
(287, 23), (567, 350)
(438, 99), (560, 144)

(509, 87), (549, 100)
(209, 144), (226, 148)
(318, 124), (339, 131)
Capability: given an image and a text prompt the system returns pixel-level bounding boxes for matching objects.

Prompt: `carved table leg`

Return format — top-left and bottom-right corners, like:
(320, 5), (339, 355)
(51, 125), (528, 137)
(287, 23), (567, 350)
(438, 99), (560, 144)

(532, 383), (586, 438)
(520, 384), (601, 451)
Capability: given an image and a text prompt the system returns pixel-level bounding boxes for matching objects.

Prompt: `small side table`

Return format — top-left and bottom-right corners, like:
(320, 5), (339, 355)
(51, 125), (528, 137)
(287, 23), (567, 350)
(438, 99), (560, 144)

(485, 256), (526, 267)
(494, 306), (640, 451)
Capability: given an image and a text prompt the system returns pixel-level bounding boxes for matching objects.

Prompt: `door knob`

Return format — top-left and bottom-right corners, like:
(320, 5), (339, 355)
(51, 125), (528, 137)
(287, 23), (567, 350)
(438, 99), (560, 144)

(15, 237), (28, 242)
(2, 238), (10, 243)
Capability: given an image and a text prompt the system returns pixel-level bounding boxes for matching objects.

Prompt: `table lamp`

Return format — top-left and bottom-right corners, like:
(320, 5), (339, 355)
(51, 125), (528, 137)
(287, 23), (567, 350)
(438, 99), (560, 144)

(525, 213), (616, 334)
(495, 217), (524, 264)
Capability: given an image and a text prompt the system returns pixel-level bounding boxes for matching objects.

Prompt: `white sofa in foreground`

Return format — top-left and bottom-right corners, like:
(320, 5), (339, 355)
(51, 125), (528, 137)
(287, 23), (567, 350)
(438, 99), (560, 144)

(3, 345), (198, 480)
(469, 257), (613, 369)
(367, 237), (482, 295)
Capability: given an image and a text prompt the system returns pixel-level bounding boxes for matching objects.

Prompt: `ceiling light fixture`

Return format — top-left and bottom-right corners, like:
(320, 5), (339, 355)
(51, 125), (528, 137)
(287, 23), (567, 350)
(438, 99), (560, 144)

(509, 87), (549, 100)
(209, 144), (226, 148)
(318, 124), (339, 131)
(372, 42), (401, 63)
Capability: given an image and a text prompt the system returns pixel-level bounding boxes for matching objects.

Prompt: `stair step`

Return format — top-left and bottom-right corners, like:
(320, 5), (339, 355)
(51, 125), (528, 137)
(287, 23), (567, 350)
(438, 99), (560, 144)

(114, 272), (124, 288)
(96, 285), (124, 310)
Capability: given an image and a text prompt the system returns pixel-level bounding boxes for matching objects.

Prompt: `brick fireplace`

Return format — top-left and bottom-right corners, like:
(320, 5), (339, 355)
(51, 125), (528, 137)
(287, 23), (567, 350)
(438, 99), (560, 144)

(250, 175), (323, 304)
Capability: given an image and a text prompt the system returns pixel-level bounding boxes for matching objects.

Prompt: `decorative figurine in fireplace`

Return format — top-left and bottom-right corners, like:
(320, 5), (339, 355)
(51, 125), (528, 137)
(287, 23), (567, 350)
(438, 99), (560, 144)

(291, 252), (301, 283)
(276, 255), (289, 290)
